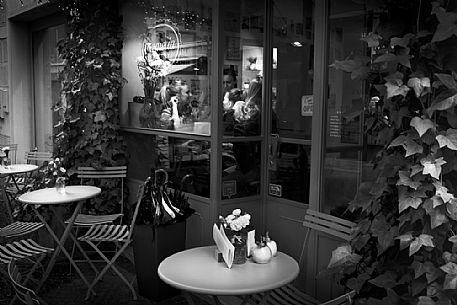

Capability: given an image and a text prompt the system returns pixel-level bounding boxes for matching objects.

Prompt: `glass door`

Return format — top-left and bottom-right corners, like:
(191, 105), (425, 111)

(32, 23), (66, 152)
(268, 0), (314, 204)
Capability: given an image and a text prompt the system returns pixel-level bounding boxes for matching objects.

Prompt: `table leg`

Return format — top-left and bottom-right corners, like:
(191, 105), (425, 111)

(32, 202), (96, 296)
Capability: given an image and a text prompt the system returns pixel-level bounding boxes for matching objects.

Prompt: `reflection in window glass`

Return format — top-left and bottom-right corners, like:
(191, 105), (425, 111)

(155, 136), (211, 198)
(127, 0), (212, 135)
(221, 0), (264, 137)
(222, 141), (261, 199)
(323, 0), (382, 218)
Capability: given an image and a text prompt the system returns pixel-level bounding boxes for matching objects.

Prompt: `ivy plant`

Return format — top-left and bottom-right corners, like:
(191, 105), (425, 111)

(53, 0), (128, 215)
(327, 1), (457, 304)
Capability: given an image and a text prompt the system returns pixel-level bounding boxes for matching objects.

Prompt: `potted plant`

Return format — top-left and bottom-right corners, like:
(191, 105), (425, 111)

(326, 1), (457, 304)
(132, 174), (194, 302)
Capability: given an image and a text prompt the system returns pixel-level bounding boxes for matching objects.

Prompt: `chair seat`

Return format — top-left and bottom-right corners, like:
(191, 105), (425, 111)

(0, 239), (53, 264)
(71, 213), (123, 226)
(0, 222), (44, 238)
(78, 224), (130, 242)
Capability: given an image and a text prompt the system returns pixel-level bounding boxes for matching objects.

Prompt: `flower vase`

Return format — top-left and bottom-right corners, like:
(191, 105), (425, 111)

(225, 229), (247, 264)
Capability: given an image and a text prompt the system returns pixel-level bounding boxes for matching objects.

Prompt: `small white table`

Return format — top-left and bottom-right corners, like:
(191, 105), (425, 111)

(0, 164), (39, 221)
(18, 185), (101, 295)
(158, 246), (299, 305)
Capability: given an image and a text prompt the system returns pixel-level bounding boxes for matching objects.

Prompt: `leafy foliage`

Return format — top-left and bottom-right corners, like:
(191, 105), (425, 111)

(328, 1), (457, 304)
(53, 0), (128, 215)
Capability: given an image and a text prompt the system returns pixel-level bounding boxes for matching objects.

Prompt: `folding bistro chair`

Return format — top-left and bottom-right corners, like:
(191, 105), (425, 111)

(78, 180), (145, 300)
(248, 209), (356, 305)
(24, 151), (53, 166)
(70, 166), (127, 227)
(7, 259), (48, 305)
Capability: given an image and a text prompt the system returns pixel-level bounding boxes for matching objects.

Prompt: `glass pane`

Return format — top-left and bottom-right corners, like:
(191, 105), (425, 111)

(157, 136), (211, 198)
(222, 141), (261, 199)
(221, 0), (264, 137)
(125, 0), (212, 135)
(268, 0), (314, 204)
(323, 0), (382, 218)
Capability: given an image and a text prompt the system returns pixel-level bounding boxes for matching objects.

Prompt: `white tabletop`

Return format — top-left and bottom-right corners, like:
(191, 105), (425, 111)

(158, 246), (299, 296)
(18, 185), (101, 205)
(0, 164), (38, 175)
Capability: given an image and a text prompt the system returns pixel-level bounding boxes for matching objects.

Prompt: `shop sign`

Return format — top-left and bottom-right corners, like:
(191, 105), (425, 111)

(222, 181), (237, 198)
(301, 95), (313, 116)
(269, 184), (282, 197)
(143, 22), (182, 67)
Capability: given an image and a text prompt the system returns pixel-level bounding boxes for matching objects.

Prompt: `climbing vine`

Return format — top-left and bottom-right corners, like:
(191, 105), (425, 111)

(54, 0), (128, 215)
(327, 1), (457, 304)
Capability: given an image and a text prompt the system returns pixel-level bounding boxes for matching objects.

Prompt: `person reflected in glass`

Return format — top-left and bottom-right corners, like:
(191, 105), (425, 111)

(233, 77), (261, 136)
(223, 88), (243, 135)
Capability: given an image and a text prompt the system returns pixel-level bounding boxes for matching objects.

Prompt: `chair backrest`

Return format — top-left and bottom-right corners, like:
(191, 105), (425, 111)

(25, 151), (53, 165)
(7, 260), (41, 305)
(77, 166), (127, 218)
(0, 144), (18, 164)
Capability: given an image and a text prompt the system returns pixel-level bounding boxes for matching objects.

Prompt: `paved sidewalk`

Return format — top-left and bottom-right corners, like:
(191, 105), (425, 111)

(0, 253), (211, 305)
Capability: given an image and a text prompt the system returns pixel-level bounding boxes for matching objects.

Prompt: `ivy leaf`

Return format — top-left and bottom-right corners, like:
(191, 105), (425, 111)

(432, 10), (457, 43)
(94, 111), (106, 122)
(346, 273), (371, 292)
(411, 164), (424, 176)
(391, 33), (415, 48)
(430, 206), (449, 229)
(423, 261), (443, 283)
(330, 56), (370, 80)
(389, 135), (424, 157)
(417, 296), (436, 305)
(411, 117), (435, 137)
(440, 262), (457, 289)
(436, 129), (457, 150)
(435, 73), (457, 90)
(397, 170), (421, 190)
(421, 157), (447, 179)
(327, 244), (361, 268)
(408, 77), (431, 97)
(369, 271), (397, 288)
(397, 233), (414, 250)
(410, 234), (434, 256)
(447, 199), (457, 221)
(434, 182), (455, 203)
(399, 187), (423, 213)
(385, 79), (410, 99)
(427, 93), (457, 116)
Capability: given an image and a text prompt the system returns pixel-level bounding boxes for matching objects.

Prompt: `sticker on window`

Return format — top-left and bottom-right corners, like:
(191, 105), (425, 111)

(269, 184), (282, 197)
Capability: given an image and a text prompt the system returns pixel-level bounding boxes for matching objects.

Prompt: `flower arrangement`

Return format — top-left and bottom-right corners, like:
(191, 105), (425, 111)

(219, 208), (251, 232)
(28, 157), (67, 190)
(136, 36), (172, 98)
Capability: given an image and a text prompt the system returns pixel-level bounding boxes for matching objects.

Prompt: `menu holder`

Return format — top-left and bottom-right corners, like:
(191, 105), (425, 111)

(212, 224), (234, 268)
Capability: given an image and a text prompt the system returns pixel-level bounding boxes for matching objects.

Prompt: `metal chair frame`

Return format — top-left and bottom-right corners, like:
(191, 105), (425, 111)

(7, 259), (49, 305)
(24, 151), (53, 166)
(248, 209), (356, 305)
(78, 179), (145, 300)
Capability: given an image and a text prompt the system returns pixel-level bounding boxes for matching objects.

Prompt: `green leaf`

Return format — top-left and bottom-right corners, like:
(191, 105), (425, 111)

(435, 73), (457, 90)
(432, 10), (457, 42)
(397, 233), (414, 250)
(385, 80), (410, 99)
(399, 188), (423, 213)
(361, 32), (382, 48)
(434, 182), (455, 203)
(441, 262), (457, 289)
(410, 234), (435, 256)
(397, 170), (421, 189)
(430, 206), (449, 229)
(410, 117), (435, 137)
(369, 271), (397, 288)
(436, 129), (457, 150)
(389, 135), (424, 157)
(421, 157), (447, 179)
(346, 273), (371, 292)
(447, 199), (457, 221)
(327, 244), (361, 268)
(408, 77), (431, 98)
(427, 93), (457, 115)
(417, 296), (436, 305)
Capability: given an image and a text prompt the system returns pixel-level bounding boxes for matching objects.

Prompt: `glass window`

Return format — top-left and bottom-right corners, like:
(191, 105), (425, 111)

(220, 0), (264, 199)
(323, 0), (383, 217)
(126, 0), (212, 135)
(268, 0), (314, 203)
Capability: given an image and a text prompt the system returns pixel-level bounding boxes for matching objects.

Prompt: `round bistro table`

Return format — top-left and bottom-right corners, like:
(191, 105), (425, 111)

(18, 185), (101, 295)
(158, 245), (299, 305)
